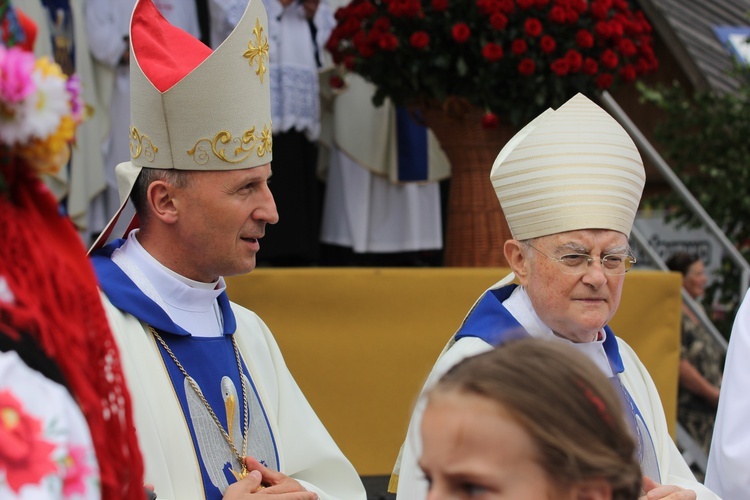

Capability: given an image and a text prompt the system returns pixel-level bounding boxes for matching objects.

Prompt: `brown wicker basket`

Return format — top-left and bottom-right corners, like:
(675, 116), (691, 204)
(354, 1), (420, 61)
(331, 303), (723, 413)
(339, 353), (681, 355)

(419, 100), (515, 267)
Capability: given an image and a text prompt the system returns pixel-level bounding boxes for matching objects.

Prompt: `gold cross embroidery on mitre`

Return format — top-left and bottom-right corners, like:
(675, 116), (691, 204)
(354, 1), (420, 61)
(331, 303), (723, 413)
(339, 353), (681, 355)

(243, 19), (269, 83)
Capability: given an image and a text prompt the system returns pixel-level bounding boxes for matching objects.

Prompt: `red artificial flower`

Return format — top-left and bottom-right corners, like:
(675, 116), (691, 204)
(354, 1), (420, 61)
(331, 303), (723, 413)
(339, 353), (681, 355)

(432, 0), (449, 10)
(0, 391), (58, 493)
(535, 0), (550, 6)
(481, 111), (500, 128)
(498, 0), (515, 14)
(378, 32), (399, 50)
(330, 74), (345, 89)
(352, 30), (366, 49)
(540, 35), (556, 53)
(511, 39), (528, 55)
(325, 33), (340, 54)
(334, 6), (348, 21)
(550, 58), (569, 76)
(549, 6), (567, 23)
(596, 72), (614, 89)
(342, 17), (361, 38)
(617, 39), (637, 57)
(613, 0), (629, 11)
(524, 18), (543, 37)
(590, 1), (609, 19)
(518, 57), (536, 75)
(452, 23), (471, 43)
(367, 29), (384, 45)
(355, 1), (377, 18)
(343, 55), (356, 70)
(517, 0), (535, 9)
(565, 49), (583, 72)
(410, 31), (430, 49)
(482, 42), (504, 61)
(619, 64), (637, 82)
(582, 57), (599, 75)
(490, 12), (509, 30)
(609, 19), (624, 38)
(595, 20), (612, 39)
(600, 48), (619, 69)
(575, 29), (594, 48)
(565, 9), (580, 23)
(570, 0), (587, 13)
(387, 0), (422, 18)
(373, 16), (391, 31)
(477, 0), (501, 15)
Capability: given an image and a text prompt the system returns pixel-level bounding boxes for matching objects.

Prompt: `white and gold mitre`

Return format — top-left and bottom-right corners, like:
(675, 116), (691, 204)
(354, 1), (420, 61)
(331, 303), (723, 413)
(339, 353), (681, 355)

(127, 0), (271, 175)
(490, 93), (645, 241)
(90, 0), (272, 251)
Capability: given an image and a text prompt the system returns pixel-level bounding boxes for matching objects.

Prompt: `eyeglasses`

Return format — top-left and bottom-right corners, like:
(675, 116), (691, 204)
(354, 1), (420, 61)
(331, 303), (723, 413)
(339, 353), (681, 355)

(526, 244), (636, 276)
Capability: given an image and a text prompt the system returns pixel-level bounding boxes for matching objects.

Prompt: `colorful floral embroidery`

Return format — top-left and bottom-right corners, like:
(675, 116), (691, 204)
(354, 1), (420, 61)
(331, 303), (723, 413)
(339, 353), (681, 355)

(0, 389), (57, 493)
(61, 444), (93, 496)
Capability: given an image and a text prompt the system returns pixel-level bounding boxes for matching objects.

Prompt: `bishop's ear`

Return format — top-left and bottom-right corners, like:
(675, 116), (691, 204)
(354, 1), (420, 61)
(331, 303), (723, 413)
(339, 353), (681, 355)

(504, 239), (530, 284)
(147, 180), (179, 224)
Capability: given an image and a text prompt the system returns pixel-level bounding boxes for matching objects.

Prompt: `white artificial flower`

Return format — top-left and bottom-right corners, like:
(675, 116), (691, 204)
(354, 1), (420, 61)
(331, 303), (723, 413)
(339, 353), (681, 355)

(18, 67), (69, 142)
(0, 99), (34, 145)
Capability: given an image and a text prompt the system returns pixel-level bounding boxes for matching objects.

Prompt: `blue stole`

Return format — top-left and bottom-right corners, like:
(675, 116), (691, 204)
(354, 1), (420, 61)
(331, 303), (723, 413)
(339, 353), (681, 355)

(395, 107), (429, 182)
(91, 241), (280, 499)
(455, 284), (661, 482)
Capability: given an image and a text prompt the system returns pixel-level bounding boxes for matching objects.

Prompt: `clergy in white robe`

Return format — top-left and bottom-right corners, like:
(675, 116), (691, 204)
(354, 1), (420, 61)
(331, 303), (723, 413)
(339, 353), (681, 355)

(88, 0), (366, 498)
(391, 94), (719, 499)
(319, 74), (447, 255)
(91, 234), (366, 500)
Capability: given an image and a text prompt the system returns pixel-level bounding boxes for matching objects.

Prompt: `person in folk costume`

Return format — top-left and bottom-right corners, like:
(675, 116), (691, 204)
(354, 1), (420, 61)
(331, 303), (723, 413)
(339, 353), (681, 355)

(391, 94), (719, 499)
(0, 3), (145, 498)
(87, 0), (366, 498)
(11, 0), (108, 244)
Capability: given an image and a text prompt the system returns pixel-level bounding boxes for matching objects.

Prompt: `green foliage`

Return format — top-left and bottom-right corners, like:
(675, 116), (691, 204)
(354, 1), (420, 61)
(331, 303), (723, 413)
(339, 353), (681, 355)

(639, 66), (750, 335)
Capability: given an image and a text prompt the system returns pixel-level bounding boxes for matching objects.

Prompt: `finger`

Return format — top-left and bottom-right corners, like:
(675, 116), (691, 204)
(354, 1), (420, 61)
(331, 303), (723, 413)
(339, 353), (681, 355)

(641, 476), (659, 493)
(243, 469), (263, 491)
(243, 456), (289, 485)
(649, 493), (696, 500)
(645, 486), (696, 500)
(223, 470), (263, 498)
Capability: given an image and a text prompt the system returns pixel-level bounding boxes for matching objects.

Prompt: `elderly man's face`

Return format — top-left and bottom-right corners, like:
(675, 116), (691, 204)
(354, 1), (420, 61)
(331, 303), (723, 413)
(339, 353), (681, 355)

(511, 229), (629, 343)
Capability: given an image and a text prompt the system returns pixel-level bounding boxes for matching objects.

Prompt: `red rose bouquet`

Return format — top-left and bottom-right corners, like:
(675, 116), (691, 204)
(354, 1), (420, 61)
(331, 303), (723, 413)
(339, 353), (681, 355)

(326, 0), (658, 125)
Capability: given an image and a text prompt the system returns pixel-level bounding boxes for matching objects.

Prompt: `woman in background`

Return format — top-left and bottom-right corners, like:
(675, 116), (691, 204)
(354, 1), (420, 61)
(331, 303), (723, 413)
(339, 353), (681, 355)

(419, 338), (643, 500)
(666, 252), (723, 457)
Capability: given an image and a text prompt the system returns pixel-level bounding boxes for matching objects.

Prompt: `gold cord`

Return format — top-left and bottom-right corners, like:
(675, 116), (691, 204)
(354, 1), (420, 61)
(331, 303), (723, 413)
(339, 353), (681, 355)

(149, 326), (250, 479)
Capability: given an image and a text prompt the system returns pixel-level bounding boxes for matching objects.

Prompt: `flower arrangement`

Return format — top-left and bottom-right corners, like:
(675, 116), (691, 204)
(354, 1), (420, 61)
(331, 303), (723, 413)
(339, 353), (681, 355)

(0, 43), (85, 186)
(326, 0), (658, 126)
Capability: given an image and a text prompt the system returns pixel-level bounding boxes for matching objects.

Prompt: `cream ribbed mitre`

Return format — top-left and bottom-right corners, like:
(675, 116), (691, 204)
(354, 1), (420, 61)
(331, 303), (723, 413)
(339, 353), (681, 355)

(490, 93), (645, 241)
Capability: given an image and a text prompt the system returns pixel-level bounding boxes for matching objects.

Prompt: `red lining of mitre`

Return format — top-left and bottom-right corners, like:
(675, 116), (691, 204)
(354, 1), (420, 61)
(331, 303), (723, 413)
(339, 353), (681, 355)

(131, 0), (212, 93)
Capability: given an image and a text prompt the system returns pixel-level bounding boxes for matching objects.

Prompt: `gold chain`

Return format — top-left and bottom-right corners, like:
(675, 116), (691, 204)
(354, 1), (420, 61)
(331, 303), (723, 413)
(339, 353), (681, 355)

(149, 326), (250, 479)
